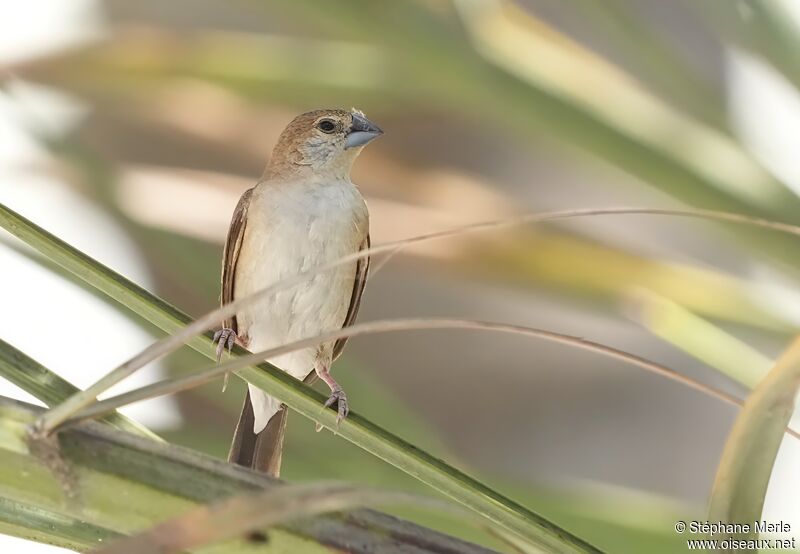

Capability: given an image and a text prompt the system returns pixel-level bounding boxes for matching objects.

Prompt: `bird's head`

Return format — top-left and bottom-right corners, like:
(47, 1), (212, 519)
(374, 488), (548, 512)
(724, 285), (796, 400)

(266, 108), (383, 181)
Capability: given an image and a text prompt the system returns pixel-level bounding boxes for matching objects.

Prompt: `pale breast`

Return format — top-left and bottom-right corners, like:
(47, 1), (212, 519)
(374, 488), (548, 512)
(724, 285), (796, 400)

(234, 179), (368, 379)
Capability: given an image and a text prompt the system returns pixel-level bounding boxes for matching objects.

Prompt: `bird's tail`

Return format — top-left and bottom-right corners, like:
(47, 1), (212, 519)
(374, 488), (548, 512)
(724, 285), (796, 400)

(227, 390), (287, 476)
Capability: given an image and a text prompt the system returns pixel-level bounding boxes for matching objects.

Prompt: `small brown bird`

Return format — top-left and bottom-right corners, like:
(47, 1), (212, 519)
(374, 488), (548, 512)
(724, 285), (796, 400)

(214, 108), (382, 476)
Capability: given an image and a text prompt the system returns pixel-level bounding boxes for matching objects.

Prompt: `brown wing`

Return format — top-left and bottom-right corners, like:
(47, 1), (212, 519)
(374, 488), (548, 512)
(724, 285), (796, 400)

(221, 188), (253, 333)
(332, 234), (370, 361)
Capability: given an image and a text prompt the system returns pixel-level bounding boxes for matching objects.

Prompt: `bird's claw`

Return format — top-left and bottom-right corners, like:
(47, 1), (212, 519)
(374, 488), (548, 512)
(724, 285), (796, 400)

(212, 327), (237, 362)
(316, 389), (348, 432)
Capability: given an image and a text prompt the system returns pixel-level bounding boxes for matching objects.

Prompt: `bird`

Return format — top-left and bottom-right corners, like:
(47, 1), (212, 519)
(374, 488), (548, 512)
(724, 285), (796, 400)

(213, 108), (381, 477)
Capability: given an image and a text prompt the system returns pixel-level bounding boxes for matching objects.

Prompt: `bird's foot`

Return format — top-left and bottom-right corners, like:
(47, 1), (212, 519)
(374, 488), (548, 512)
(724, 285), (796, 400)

(212, 327), (237, 362)
(325, 388), (349, 422)
(316, 388), (348, 432)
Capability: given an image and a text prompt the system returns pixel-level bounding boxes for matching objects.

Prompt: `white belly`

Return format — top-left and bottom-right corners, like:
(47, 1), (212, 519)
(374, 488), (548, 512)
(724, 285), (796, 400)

(234, 180), (368, 432)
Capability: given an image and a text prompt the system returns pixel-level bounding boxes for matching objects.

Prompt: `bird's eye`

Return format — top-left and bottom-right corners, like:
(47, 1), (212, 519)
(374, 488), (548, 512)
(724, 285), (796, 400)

(318, 119), (336, 133)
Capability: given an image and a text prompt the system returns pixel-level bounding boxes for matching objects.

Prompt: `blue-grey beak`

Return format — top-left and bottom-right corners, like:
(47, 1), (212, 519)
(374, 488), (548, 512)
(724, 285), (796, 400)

(345, 113), (383, 149)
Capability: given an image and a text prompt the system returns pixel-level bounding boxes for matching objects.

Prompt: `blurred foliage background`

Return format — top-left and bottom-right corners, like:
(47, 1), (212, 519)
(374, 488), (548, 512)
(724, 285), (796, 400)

(4, 0), (800, 552)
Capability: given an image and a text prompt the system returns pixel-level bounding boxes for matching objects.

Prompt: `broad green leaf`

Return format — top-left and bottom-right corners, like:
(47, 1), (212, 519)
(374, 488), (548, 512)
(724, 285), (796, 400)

(0, 338), (160, 441)
(708, 337), (800, 547)
(97, 483), (465, 554)
(0, 397), (497, 554)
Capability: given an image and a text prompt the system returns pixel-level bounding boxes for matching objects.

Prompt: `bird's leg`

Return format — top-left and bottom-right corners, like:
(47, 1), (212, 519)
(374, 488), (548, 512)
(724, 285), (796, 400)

(315, 362), (348, 431)
(212, 327), (237, 362)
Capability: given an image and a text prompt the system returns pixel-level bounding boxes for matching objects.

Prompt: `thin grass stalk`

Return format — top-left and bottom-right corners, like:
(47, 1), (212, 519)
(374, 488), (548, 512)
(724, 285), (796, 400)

(70, 318), (755, 432)
(32, 206), (800, 434)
